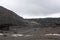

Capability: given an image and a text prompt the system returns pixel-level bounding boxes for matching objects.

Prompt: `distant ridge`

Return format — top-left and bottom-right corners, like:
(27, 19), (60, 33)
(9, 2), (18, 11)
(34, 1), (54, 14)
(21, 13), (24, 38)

(26, 18), (60, 28)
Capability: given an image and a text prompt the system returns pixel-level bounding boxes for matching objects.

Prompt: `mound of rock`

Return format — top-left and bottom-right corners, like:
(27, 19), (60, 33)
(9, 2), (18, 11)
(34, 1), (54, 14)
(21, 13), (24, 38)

(0, 6), (30, 30)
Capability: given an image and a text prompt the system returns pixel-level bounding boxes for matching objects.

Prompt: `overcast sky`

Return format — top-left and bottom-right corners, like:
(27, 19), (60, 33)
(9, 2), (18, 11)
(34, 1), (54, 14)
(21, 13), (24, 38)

(0, 0), (60, 18)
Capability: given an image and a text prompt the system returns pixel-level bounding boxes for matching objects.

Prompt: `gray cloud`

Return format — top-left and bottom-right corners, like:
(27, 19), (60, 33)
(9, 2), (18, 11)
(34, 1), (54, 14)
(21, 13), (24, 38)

(25, 0), (60, 16)
(0, 0), (60, 18)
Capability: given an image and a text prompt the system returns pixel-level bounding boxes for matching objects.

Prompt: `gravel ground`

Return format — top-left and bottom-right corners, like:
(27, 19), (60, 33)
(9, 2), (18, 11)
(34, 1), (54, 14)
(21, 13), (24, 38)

(0, 27), (60, 40)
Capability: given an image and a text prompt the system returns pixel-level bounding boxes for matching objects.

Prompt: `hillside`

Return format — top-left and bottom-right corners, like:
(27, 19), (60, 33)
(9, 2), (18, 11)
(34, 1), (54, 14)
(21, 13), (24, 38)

(26, 18), (60, 27)
(0, 6), (31, 30)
